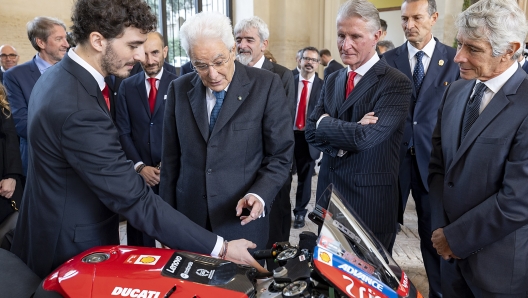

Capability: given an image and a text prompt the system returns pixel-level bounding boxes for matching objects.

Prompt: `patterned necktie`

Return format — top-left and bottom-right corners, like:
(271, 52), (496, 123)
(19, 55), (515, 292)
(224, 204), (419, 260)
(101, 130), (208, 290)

(295, 80), (309, 130)
(413, 51), (425, 95)
(345, 71), (357, 100)
(210, 90), (226, 133)
(461, 82), (487, 141)
(102, 83), (110, 111)
(148, 78), (158, 114)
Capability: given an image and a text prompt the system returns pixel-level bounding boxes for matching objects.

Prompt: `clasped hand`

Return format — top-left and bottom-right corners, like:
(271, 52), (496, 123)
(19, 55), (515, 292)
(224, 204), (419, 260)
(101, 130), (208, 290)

(431, 228), (460, 260)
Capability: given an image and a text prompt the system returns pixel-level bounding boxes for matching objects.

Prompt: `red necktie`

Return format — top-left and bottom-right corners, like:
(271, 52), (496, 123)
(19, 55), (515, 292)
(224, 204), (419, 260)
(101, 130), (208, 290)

(148, 78), (158, 114)
(102, 84), (110, 111)
(295, 80), (309, 130)
(345, 71), (357, 100)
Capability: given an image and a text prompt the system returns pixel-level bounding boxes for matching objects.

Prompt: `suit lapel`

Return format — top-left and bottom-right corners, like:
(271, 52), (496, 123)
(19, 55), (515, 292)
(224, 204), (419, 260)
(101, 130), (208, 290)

(332, 69), (347, 117)
(418, 40), (445, 101)
(61, 54), (110, 117)
(210, 61), (250, 136)
(188, 74), (210, 141)
(153, 72), (170, 117)
(261, 59), (273, 72)
(339, 60), (382, 117)
(134, 73), (151, 117)
(308, 77), (322, 113)
(29, 57), (42, 84)
(449, 68), (526, 172)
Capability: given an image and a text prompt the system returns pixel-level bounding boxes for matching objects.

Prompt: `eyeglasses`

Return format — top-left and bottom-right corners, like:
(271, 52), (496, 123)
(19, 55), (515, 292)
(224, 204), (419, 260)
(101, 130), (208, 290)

(301, 57), (319, 63)
(192, 51), (232, 73)
(0, 54), (18, 59)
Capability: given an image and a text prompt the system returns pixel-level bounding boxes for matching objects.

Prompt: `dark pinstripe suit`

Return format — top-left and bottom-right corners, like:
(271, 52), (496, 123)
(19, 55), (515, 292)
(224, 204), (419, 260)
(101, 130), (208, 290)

(305, 58), (412, 251)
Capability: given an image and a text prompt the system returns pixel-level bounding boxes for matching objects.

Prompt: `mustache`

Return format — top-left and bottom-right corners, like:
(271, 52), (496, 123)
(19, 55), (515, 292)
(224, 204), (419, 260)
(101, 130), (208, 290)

(238, 49), (252, 54)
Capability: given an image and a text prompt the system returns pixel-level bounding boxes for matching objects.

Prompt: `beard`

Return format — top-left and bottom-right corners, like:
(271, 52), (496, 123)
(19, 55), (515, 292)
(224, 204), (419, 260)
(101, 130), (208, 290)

(236, 52), (253, 66)
(101, 42), (135, 78)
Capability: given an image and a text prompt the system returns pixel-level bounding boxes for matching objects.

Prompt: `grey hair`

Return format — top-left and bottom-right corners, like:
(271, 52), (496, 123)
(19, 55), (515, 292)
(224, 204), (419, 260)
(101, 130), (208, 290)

(26, 17), (66, 52)
(455, 0), (528, 60)
(336, 0), (381, 34)
(234, 16), (269, 44)
(180, 11), (235, 58)
(403, 0), (437, 16)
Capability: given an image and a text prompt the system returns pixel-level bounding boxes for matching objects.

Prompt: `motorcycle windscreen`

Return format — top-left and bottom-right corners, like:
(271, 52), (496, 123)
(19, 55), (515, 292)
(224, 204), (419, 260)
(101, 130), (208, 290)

(310, 184), (418, 298)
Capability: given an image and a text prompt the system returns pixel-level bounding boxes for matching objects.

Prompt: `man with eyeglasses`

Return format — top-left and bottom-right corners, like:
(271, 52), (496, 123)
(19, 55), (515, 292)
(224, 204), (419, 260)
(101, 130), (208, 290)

(234, 16), (296, 263)
(160, 12), (294, 253)
(3, 17), (69, 180)
(0, 45), (19, 82)
(291, 47), (323, 229)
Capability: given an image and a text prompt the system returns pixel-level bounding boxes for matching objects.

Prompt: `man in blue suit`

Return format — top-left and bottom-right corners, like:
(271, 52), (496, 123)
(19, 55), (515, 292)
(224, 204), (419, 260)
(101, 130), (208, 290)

(116, 32), (178, 247)
(3, 17), (69, 178)
(382, 1), (459, 296)
(291, 47), (322, 229)
(0, 45), (20, 83)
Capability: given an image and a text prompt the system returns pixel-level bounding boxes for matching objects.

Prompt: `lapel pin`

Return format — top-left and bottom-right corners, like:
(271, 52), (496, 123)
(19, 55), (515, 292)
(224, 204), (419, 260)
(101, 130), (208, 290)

(238, 96), (242, 101)
(444, 81), (449, 86)
(439, 59), (444, 66)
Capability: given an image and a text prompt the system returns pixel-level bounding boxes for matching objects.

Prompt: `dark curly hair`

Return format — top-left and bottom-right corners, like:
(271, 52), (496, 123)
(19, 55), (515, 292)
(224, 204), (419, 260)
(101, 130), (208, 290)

(71, 0), (157, 45)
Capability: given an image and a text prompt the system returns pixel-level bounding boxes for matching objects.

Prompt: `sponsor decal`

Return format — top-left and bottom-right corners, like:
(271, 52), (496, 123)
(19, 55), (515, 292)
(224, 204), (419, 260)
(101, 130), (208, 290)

(133, 255), (160, 265)
(299, 254), (306, 262)
(397, 272), (410, 297)
(111, 286), (160, 298)
(319, 252), (331, 264)
(180, 261), (193, 279)
(338, 264), (384, 292)
(166, 256), (182, 274)
(196, 268), (215, 279)
(124, 255), (138, 264)
(342, 275), (384, 298)
(332, 220), (362, 245)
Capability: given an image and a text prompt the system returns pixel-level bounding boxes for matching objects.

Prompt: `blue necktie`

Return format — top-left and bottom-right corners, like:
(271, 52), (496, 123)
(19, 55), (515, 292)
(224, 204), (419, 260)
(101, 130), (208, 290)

(413, 51), (425, 95)
(209, 90), (226, 133)
(461, 82), (487, 142)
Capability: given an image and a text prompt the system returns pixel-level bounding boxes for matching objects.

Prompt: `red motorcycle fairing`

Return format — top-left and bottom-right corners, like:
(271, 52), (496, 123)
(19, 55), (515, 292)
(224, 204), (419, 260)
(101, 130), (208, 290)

(41, 246), (257, 297)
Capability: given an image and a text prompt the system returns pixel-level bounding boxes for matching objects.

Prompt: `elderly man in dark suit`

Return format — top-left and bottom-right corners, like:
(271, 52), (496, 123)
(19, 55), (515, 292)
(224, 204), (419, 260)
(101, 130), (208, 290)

(319, 49), (344, 79)
(429, 0), (528, 296)
(3, 17), (69, 179)
(11, 0), (264, 279)
(306, 0), (412, 252)
(382, 0), (459, 296)
(160, 12), (294, 252)
(233, 16), (295, 254)
(116, 31), (178, 247)
(291, 46), (323, 229)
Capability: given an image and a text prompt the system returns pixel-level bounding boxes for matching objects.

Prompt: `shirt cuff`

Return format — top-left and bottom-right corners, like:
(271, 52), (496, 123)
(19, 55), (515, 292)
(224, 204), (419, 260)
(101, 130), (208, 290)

(316, 114), (329, 128)
(247, 193), (266, 217)
(133, 161), (144, 171)
(337, 150), (347, 157)
(210, 236), (224, 257)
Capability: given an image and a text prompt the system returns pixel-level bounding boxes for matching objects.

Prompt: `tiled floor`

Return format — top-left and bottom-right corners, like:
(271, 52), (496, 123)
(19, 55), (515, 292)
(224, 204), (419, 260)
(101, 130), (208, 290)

(119, 174), (429, 296)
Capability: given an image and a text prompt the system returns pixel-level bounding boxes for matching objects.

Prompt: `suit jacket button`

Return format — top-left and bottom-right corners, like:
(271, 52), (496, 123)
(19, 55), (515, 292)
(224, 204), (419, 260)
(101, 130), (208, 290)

(202, 195), (206, 199)
(207, 169), (212, 174)
(448, 182), (454, 188)
(403, 142), (409, 146)
(329, 167), (335, 171)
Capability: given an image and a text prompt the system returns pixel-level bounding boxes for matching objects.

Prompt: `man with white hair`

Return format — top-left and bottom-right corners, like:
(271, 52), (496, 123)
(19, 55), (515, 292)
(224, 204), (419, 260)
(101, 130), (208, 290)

(160, 12), (294, 253)
(305, 0), (412, 252)
(234, 16), (295, 255)
(429, 0), (528, 296)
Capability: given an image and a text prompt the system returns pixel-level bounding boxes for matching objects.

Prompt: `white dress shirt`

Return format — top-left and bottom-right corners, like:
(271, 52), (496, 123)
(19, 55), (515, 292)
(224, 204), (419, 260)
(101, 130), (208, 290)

(407, 35), (436, 75)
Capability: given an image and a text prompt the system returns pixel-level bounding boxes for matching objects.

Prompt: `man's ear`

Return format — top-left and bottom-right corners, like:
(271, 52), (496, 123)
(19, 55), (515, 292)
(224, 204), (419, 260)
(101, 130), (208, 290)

(89, 32), (106, 53)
